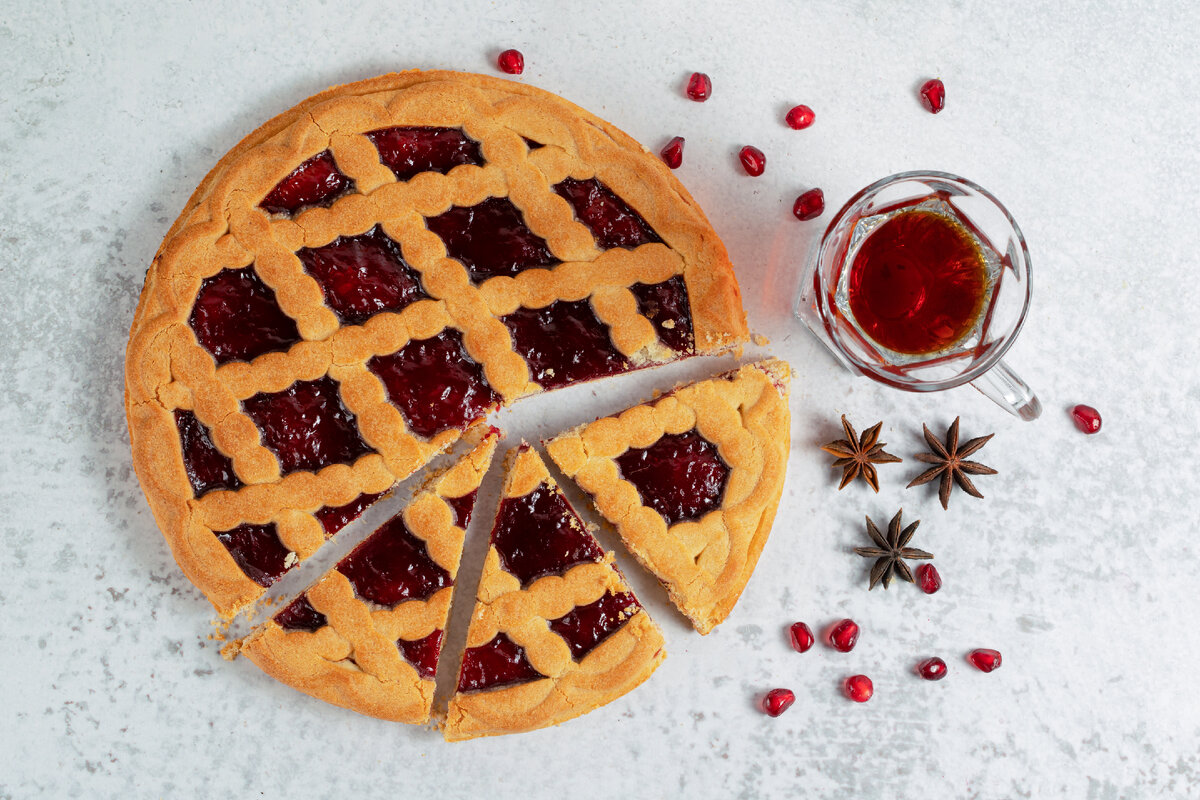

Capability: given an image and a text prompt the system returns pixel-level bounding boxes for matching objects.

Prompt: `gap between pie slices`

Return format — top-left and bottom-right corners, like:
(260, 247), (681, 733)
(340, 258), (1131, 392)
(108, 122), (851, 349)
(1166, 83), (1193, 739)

(544, 359), (792, 635)
(443, 445), (665, 741)
(240, 429), (499, 724)
(124, 69), (749, 618)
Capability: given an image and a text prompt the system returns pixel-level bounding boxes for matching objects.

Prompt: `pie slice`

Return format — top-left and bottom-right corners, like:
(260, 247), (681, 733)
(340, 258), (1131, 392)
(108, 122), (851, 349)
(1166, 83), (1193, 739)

(125, 69), (749, 617)
(444, 445), (664, 741)
(545, 359), (792, 634)
(240, 429), (499, 723)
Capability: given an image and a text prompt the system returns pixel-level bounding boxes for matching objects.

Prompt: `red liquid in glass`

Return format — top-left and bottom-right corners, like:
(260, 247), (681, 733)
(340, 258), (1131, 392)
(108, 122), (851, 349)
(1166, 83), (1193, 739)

(847, 210), (988, 355)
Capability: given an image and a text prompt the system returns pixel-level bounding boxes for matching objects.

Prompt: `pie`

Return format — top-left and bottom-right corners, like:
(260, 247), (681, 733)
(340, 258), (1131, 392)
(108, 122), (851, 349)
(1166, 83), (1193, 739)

(544, 359), (791, 634)
(124, 69), (749, 617)
(444, 445), (665, 741)
(241, 429), (499, 723)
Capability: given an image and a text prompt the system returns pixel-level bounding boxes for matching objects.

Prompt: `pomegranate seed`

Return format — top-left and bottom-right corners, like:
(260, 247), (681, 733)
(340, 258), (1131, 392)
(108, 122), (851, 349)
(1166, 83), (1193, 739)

(739, 146), (766, 177)
(968, 648), (1002, 673)
(660, 136), (685, 169)
(497, 49), (525, 75)
(761, 688), (795, 717)
(793, 188), (825, 221)
(917, 657), (948, 681)
(785, 104), (815, 130)
(1071, 404), (1102, 434)
(685, 72), (712, 102)
(789, 622), (815, 653)
(920, 79), (946, 114)
(917, 563), (942, 594)
(844, 674), (874, 702)
(828, 619), (859, 653)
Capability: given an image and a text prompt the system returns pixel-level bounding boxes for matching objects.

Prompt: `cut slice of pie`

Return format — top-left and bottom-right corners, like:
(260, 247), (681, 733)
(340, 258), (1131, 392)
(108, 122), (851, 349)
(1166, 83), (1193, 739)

(545, 359), (792, 634)
(443, 445), (664, 741)
(240, 429), (499, 723)
(125, 69), (749, 617)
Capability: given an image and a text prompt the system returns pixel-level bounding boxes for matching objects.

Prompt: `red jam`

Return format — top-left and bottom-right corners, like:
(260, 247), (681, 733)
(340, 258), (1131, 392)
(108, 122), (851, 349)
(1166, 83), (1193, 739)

(426, 197), (559, 282)
(457, 632), (545, 693)
(616, 430), (728, 525)
(397, 630), (444, 680)
(365, 127), (484, 182)
(367, 330), (500, 438)
(189, 266), (301, 365)
(492, 480), (604, 586)
(214, 523), (292, 587)
(259, 151), (353, 215)
(337, 513), (451, 606)
(276, 593), (327, 632)
(630, 276), (694, 354)
(296, 226), (427, 325)
(548, 591), (639, 661)
(501, 299), (629, 390)
(553, 178), (662, 250)
(445, 490), (479, 530)
(242, 377), (373, 475)
(174, 410), (242, 496)
(314, 491), (385, 537)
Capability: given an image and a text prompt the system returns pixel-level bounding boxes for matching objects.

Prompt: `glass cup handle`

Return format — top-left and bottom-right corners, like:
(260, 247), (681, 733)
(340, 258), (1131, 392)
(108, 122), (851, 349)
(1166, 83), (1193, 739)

(970, 360), (1042, 421)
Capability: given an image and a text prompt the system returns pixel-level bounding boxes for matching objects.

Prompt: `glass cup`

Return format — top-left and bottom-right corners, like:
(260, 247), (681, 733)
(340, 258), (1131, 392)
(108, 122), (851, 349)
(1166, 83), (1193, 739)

(794, 170), (1040, 420)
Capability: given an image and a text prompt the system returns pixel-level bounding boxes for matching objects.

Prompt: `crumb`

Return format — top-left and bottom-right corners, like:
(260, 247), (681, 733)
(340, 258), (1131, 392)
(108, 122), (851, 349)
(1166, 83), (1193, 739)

(752, 333), (770, 346)
(220, 639), (243, 661)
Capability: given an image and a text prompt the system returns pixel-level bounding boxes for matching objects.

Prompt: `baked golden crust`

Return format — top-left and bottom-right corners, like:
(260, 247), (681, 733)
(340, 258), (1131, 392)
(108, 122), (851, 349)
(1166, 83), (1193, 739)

(125, 69), (748, 617)
(241, 430), (498, 723)
(443, 446), (665, 741)
(545, 360), (792, 634)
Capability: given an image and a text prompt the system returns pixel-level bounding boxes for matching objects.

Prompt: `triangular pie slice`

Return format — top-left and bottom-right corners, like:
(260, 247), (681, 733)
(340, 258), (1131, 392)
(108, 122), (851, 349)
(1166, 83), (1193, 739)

(443, 445), (665, 741)
(240, 428), (499, 723)
(545, 359), (791, 634)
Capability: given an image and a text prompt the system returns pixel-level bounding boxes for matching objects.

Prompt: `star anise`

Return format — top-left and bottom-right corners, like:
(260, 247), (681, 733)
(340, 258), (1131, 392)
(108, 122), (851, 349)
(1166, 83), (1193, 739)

(907, 417), (997, 510)
(854, 509), (932, 590)
(820, 415), (902, 492)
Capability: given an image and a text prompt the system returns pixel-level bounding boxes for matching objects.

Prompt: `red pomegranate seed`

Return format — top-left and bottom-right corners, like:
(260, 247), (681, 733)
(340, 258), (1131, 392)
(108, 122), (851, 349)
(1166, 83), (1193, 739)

(738, 146), (766, 177)
(793, 188), (825, 221)
(917, 657), (948, 681)
(920, 79), (946, 114)
(785, 105), (815, 130)
(844, 674), (874, 702)
(685, 72), (712, 102)
(1070, 404), (1102, 434)
(497, 49), (525, 75)
(660, 136), (685, 169)
(968, 648), (1002, 673)
(917, 563), (942, 594)
(789, 622), (815, 653)
(761, 688), (795, 717)
(828, 619), (859, 653)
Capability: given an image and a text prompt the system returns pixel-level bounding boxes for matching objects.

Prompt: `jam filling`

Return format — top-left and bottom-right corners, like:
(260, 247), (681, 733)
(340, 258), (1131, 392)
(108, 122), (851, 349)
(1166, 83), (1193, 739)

(630, 276), (694, 354)
(242, 376), (373, 476)
(445, 490), (479, 530)
(275, 593), (327, 632)
(367, 330), (499, 438)
(553, 177), (662, 250)
(522, 137), (545, 150)
(365, 126), (484, 182)
(548, 591), (640, 661)
(174, 409), (242, 496)
(337, 514), (451, 606)
(214, 522), (292, 588)
(501, 299), (629, 390)
(492, 481), (604, 586)
(456, 632), (546, 693)
(189, 266), (301, 365)
(259, 151), (354, 215)
(426, 196), (559, 282)
(296, 226), (427, 325)
(314, 491), (385, 537)
(616, 429), (728, 526)
(397, 630), (444, 680)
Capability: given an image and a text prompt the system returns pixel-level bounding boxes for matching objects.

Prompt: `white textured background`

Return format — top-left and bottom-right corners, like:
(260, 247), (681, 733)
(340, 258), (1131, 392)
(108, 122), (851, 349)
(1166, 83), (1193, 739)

(2, 1), (1199, 797)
